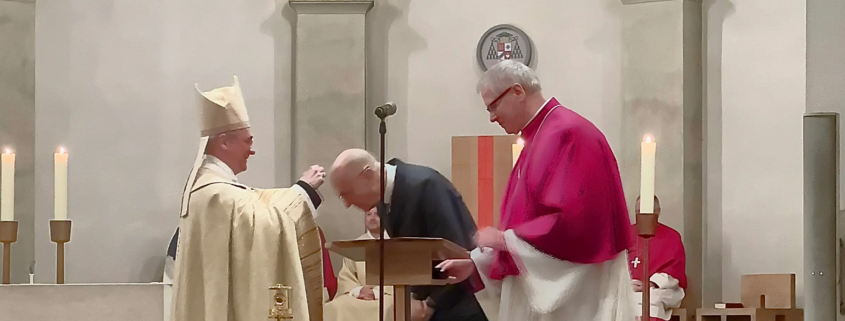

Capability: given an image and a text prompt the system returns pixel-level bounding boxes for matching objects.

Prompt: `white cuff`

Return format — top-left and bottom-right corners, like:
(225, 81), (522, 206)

(650, 273), (679, 289)
(349, 286), (363, 298)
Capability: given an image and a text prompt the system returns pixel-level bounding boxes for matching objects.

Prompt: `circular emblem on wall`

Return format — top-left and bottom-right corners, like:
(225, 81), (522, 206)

(476, 24), (534, 71)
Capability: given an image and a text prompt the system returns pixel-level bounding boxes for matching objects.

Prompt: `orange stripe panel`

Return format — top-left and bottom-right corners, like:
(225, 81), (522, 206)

(477, 136), (494, 228)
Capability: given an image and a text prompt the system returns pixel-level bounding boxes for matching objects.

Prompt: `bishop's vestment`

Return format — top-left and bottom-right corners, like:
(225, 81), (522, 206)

(628, 223), (687, 321)
(471, 97), (637, 321)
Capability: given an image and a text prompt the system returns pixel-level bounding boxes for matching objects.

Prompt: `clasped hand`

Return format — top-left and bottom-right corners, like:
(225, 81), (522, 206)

(475, 226), (506, 251)
(357, 286), (376, 300)
(631, 280), (658, 292)
(299, 165), (326, 189)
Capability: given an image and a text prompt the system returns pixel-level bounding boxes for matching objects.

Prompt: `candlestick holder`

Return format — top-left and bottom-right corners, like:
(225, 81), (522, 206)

(635, 213), (658, 320)
(269, 284), (294, 320)
(0, 220), (18, 284)
(49, 219), (71, 284)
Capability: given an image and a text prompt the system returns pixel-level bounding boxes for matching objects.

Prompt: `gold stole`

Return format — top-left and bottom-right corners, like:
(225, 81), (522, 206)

(258, 189), (324, 321)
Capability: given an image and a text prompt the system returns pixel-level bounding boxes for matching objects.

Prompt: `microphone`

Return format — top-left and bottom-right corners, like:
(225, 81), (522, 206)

(374, 102), (397, 119)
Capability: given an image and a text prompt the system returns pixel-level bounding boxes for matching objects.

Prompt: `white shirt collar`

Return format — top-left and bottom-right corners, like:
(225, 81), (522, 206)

(202, 155), (238, 183)
(366, 229), (390, 239)
(383, 163), (397, 204)
(521, 96), (555, 133)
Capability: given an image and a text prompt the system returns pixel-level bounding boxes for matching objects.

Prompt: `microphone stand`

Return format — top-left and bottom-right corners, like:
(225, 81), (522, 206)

(377, 113), (388, 321)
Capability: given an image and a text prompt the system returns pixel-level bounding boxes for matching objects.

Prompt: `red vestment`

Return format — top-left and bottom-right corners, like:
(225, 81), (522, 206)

(486, 97), (632, 280)
(628, 223), (687, 321)
(628, 223), (687, 288)
(319, 228), (338, 299)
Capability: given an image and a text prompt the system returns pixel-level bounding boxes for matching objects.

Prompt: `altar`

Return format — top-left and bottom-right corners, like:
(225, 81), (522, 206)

(0, 283), (171, 321)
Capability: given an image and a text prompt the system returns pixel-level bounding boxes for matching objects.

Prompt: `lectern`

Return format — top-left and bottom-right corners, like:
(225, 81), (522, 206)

(327, 237), (471, 321)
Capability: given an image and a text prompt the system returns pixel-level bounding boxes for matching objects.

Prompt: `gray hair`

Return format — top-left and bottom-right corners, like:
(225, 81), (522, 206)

(476, 60), (542, 96)
(203, 131), (232, 154)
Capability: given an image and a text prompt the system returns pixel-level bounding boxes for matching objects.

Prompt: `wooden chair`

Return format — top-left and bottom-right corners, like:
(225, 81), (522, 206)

(695, 274), (803, 321)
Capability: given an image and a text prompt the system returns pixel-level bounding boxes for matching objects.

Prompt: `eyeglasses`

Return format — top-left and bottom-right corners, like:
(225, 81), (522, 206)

(486, 85), (516, 112)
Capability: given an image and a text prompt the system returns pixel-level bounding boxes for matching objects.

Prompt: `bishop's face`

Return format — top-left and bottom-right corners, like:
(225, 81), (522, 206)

(634, 199), (661, 218)
(222, 128), (255, 174)
(482, 84), (527, 135)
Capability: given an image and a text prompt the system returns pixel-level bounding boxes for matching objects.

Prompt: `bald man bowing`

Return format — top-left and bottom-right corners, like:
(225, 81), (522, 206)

(330, 149), (488, 321)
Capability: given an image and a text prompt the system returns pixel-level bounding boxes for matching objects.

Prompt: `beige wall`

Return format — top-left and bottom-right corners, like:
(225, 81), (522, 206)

(706, 0), (807, 306)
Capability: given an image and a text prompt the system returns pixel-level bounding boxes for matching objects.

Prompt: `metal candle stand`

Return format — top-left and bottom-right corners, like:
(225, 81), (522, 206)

(49, 219), (71, 284)
(0, 220), (18, 284)
(636, 213), (658, 321)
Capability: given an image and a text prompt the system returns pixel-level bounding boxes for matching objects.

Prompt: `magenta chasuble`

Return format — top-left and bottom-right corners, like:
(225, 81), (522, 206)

(488, 97), (632, 281)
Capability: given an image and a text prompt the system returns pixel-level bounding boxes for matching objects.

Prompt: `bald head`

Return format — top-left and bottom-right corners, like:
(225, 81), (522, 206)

(331, 148), (376, 178)
(330, 148), (381, 211)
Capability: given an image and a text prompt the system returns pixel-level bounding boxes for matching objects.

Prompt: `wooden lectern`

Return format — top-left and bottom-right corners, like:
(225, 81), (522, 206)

(327, 237), (471, 321)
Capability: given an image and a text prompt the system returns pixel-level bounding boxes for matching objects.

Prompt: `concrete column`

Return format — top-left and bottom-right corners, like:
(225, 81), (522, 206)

(288, 0), (373, 273)
(620, 0), (704, 308)
(805, 1), (845, 318)
(802, 112), (838, 321)
(0, 0), (35, 284)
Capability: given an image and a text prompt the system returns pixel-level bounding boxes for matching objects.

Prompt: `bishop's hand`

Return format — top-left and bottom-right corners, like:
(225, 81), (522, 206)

(299, 165), (326, 189)
(435, 259), (476, 284)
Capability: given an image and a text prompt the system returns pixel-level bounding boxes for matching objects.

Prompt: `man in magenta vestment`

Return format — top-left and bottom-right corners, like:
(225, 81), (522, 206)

(437, 60), (636, 321)
(628, 196), (686, 321)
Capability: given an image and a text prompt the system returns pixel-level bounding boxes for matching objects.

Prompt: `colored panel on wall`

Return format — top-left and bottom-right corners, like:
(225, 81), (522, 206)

(451, 136), (478, 223)
(477, 136), (494, 228)
(451, 135), (519, 229)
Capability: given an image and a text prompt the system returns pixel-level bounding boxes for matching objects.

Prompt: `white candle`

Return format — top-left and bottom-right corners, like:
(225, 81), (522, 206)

(640, 135), (656, 213)
(54, 147), (68, 220)
(512, 138), (525, 167)
(1, 148), (14, 221)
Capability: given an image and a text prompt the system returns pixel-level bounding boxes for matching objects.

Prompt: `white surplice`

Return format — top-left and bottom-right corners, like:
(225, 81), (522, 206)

(472, 230), (637, 321)
(634, 273), (685, 320)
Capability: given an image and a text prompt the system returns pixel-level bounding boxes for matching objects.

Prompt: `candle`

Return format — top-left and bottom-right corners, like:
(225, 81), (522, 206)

(640, 135), (656, 213)
(54, 147), (68, 220)
(512, 138), (525, 167)
(1, 148), (14, 221)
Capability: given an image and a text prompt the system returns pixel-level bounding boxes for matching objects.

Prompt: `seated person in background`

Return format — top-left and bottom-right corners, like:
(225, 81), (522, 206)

(324, 207), (395, 321)
(628, 196), (687, 321)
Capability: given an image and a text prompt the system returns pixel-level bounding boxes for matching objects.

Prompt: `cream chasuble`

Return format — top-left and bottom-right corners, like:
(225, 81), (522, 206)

(325, 232), (394, 321)
(171, 167), (325, 321)
(171, 76), (325, 321)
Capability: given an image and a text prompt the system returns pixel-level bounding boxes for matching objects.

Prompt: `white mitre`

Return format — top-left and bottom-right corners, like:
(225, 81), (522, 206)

(179, 76), (251, 217)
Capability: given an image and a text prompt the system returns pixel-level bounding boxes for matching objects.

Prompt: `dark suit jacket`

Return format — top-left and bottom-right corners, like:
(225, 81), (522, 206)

(385, 158), (487, 321)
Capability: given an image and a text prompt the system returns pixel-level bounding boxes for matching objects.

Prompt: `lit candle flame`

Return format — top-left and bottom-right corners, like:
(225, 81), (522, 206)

(517, 138), (525, 145)
(644, 135), (654, 143)
(3, 148), (11, 155)
(58, 147), (66, 154)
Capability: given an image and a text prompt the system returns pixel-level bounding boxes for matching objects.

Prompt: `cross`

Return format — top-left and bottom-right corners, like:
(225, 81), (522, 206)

(631, 257), (640, 268)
